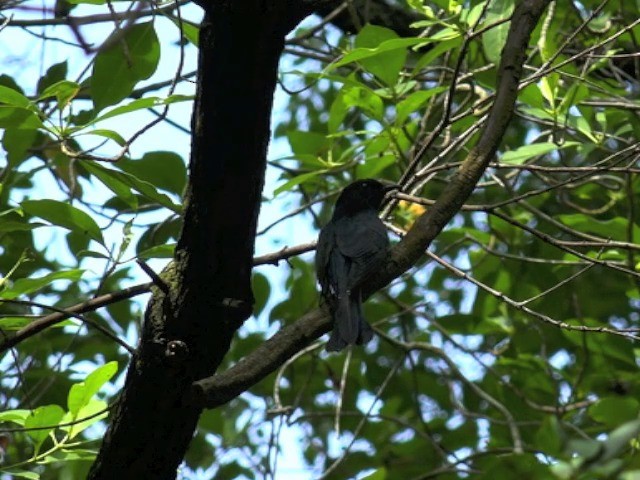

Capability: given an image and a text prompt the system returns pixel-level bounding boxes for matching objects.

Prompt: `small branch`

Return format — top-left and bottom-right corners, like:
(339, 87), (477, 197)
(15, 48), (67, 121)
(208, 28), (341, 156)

(0, 282), (152, 355)
(188, 0), (554, 410)
(253, 242), (316, 266)
(136, 259), (169, 294)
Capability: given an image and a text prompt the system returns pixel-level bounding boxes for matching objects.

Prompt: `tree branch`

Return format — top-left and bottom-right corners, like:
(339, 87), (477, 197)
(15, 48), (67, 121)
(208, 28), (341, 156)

(190, 0), (553, 409)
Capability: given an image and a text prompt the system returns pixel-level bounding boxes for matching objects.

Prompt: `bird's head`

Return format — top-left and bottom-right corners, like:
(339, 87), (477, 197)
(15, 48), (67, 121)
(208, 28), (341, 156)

(333, 179), (399, 217)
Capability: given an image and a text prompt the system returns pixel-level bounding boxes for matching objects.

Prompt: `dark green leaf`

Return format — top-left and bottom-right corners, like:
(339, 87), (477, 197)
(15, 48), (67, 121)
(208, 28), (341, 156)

(92, 22), (160, 111)
(21, 200), (104, 245)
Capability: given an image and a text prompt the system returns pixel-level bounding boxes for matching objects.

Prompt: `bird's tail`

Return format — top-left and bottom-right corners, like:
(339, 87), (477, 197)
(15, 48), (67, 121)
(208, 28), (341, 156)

(326, 290), (373, 352)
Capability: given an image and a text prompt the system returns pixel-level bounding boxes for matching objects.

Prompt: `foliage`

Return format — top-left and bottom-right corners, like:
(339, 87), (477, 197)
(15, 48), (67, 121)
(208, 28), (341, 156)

(2, 0), (640, 479)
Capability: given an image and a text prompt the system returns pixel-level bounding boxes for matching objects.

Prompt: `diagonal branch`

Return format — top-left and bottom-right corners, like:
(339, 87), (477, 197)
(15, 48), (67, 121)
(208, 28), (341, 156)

(190, 0), (553, 409)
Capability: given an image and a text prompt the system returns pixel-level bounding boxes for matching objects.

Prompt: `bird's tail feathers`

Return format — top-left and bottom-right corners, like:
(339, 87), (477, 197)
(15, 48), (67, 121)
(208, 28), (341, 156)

(326, 291), (373, 352)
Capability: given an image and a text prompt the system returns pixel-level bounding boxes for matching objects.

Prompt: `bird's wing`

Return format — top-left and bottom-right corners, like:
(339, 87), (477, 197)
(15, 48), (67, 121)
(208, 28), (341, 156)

(315, 220), (335, 294)
(334, 212), (388, 288)
(334, 211), (388, 257)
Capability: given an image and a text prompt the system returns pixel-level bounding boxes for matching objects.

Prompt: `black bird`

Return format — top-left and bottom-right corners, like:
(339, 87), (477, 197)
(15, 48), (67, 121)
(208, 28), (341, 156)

(316, 179), (397, 351)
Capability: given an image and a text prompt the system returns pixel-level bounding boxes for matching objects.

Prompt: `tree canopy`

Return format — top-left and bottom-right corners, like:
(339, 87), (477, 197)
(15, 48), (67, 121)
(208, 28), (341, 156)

(1, 0), (640, 479)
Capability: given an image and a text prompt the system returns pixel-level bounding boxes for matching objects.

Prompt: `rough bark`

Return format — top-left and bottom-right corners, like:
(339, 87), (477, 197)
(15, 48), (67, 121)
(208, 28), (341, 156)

(87, 2), (315, 478)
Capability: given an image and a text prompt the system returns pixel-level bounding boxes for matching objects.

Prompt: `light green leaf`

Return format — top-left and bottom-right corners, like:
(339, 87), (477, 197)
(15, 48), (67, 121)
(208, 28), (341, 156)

(287, 130), (330, 156)
(396, 87), (448, 124)
(329, 37), (429, 71)
(0, 409), (31, 425)
(0, 85), (31, 107)
(274, 171), (326, 197)
(501, 141), (579, 164)
(354, 24), (405, 86)
(356, 154), (396, 178)
(21, 199), (104, 245)
(25, 405), (65, 450)
(67, 361), (117, 416)
(171, 17), (199, 46)
(3, 127), (38, 165)
(78, 129), (127, 146)
(1, 269), (84, 300)
(342, 86), (384, 120)
(0, 316), (73, 330)
(481, 0), (514, 63)
(138, 243), (176, 259)
(0, 106), (44, 129)
(38, 80), (80, 110)
(0, 470), (40, 479)
(362, 467), (387, 480)
(0, 86), (44, 129)
(91, 97), (158, 124)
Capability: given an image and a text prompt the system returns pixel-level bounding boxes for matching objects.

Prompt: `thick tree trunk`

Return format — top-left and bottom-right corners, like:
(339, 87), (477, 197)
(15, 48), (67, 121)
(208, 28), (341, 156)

(88, 3), (313, 478)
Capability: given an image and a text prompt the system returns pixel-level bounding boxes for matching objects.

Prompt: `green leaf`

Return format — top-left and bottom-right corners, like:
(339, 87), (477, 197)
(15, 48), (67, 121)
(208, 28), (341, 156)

(328, 91), (350, 133)
(63, 399), (108, 439)
(362, 467), (387, 480)
(0, 105), (43, 130)
(0, 409), (30, 425)
(0, 470), (40, 479)
(356, 154), (396, 178)
(1, 269), (84, 300)
(598, 419), (640, 463)
(21, 199), (104, 245)
(78, 128), (127, 146)
(287, 130), (330, 156)
(82, 161), (137, 208)
(0, 316), (73, 330)
(273, 171), (326, 197)
(0, 84), (31, 107)
(92, 22), (160, 111)
(137, 243), (176, 259)
(2, 128), (38, 165)
(413, 37), (462, 72)
(38, 80), (80, 110)
(252, 272), (271, 317)
(329, 37), (429, 71)
(67, 361), (117, 416)
(81, 161), (182, 213)
(501, 141), (579, 164)
(558, 215), (640, 242)
(589, 397), (640, 427)
(120, 151), (187, 196)
(535, 415), (564, 456)
(0, 316), (31, 330)
(354, 24), (405, 86)
(342, 86), (384, 120)
(91, 97), (159, 124)
(396, 87), (448, 124)
(25, 405), (65, 450)
(37, 61), (68, 94)
(171, 17), (199, 46)
(481, 0), (514, 63)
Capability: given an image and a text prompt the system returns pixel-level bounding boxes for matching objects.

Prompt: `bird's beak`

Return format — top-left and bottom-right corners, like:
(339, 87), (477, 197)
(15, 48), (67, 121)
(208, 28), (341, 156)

(381, 181), (401, 195)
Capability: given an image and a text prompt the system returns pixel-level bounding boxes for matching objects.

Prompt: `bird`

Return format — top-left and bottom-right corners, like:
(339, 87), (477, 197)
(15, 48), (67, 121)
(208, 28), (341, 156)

(316, 179), (397, 351)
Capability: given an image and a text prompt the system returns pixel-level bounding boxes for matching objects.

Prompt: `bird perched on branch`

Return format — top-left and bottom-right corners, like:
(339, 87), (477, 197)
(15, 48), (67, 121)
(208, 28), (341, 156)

(316, 179), (398, 351)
